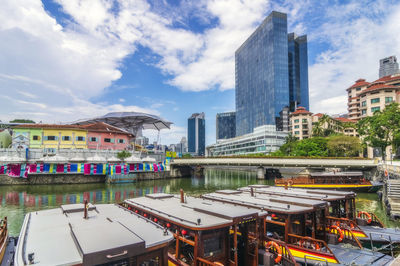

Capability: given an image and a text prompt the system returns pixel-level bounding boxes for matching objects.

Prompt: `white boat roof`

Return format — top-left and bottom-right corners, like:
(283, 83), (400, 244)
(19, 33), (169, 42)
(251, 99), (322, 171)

(202, 190), (327, 214)
(15, 204), (173, 266)
(125, 193), (262, 229)
(240, 185), (356, 201)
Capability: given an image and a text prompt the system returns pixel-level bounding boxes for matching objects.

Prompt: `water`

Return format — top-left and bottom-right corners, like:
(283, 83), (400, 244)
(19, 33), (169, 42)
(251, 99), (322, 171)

(0, 168), (398, 236)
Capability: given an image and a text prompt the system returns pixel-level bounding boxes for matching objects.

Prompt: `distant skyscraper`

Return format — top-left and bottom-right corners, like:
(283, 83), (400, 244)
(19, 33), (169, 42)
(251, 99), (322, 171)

(235, 11), (309, 136)
(188, 113), (205, 156)
(288, 33), (309, 111)
(379, 56), (400, 78)
(216, 112), (236, 140)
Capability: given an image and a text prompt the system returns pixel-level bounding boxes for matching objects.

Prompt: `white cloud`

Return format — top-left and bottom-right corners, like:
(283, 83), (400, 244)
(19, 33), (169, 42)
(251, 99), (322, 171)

(143, 125), (186, 145)
(308, 0), (400, 114)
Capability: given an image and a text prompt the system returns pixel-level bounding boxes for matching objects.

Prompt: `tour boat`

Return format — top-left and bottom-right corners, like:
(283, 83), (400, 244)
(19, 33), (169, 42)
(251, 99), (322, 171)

(14, 202), (173, 265)
(122, 190), (298, 266)
(201, 190), (393, 265)
(275, 171), (383, 192)
(240, 185), (400, 255)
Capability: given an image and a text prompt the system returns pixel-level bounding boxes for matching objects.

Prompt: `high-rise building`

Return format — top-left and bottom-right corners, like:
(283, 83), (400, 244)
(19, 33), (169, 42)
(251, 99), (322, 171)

(188, 113), (205, 156)
(288, 33), (309, 111)
(379, 56), (400, 78)
(235, 11), (309, 136)
(216, 112), (236, 140)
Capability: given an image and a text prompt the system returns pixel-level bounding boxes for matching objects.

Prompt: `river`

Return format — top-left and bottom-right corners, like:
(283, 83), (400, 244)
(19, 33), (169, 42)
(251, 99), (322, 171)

(0, 168), (398, 236)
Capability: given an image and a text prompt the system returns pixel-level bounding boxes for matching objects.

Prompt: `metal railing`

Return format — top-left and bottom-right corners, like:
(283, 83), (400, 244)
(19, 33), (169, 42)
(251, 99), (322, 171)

(264, 236), (298, 266)
(326, 216), (363, 248)
(357, 211), (385, 228)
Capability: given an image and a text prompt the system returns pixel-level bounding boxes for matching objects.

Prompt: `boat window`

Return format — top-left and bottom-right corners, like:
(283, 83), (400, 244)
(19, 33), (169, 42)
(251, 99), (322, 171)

(204, 236), (222, 257)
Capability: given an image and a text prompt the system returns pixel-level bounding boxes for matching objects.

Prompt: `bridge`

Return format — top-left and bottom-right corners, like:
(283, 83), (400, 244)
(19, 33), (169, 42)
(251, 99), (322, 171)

(170, 158), (378, 179)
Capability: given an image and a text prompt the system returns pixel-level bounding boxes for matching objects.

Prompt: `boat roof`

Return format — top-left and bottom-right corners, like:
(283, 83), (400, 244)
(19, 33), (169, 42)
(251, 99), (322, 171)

(309, 171), (363, 177)
(15, 204), (173, 266)
(202, 190), (327, 214)
(125, 193), (262, 230)
(240, 185), (356, 201)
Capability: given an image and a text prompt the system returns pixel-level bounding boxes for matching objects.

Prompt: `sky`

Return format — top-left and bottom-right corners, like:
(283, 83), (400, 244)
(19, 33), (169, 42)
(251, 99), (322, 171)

(1, 0), (400, 146)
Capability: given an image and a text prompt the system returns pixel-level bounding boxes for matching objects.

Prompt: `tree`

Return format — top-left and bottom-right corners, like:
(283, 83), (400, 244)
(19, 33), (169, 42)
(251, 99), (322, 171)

(327, 135), (361, 157)
(292, 137), (329, 157)
(357, 103), (400, 159)
(10, 119), (35, 123)
(117, 150), (131, 160)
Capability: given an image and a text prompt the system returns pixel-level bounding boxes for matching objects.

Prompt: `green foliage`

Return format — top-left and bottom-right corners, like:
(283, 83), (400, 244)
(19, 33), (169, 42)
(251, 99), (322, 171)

(327, 135), (361, 157)
(291, 137), (328, 157)
(117, 150), (131, 160)
(357, 102), (400, 159)
(182, 153), (192, 158)
(10, 119), (35, 123)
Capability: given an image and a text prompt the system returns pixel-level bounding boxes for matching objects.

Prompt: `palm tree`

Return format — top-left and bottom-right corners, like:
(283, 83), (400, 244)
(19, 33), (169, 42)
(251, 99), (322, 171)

(312, 121), (324, 137)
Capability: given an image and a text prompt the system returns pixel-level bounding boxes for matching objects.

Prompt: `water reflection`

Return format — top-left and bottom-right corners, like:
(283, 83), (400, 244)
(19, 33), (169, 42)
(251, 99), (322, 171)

(0, 168), (398, 235)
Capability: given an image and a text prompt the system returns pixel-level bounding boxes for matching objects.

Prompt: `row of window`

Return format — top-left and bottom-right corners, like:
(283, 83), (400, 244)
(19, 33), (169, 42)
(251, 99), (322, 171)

(361, 97), (393, 107)
(361, 107), (381, 115)
(31, 136), (126, 144)
(294, 130), (309, 135)
(42, 136), (85, 141)
(293, 118), (309, 123)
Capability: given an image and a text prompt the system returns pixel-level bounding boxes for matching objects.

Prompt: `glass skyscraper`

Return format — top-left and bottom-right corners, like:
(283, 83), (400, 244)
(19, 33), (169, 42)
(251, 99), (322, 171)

(288, 33), (309, 111)
(216, 112), (236, 140)
(188, 113), (205, 156)
(235, 11), (309, 136)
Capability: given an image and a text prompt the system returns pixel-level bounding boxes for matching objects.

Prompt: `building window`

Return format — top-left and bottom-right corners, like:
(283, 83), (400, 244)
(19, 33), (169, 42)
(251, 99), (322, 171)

(118, 139), (125, 144)
(303, 131), (308, 135)
(294, 131), (299, 135)
(104, 138), (114, 143)
(44, 136), (57, 141)
(294, 119), (299, 123)
(356, 87), (361, 91)
(361, 109), (367, 115)
(385, 97), (393, 103)
(371, 107), (380, 113)
(302, 119), (307, 123)
(62, 136), (71, 141)
(90, 137), (98, 142)
(361, 101), (366, 107)
(294, 125), (299, 129)
(371, 98), (380, 104)
(32, 135), (40, 140)
(76, 136), (85, 141)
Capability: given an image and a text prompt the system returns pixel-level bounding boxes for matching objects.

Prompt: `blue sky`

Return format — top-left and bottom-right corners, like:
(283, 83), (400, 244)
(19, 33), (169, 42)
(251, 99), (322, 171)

(1, 0), (400, 145)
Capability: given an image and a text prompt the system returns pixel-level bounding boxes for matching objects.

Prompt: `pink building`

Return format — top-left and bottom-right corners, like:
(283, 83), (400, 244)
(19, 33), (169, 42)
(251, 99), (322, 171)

(81, 122), (133, 150)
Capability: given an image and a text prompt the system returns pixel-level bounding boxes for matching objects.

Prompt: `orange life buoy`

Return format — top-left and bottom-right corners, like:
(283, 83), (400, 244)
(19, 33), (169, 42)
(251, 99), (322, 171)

(330, 225), (344, 242)
(358, 211), (372, 224)
(265, 241), (282, 264)
(288, 180), (294, 187)
(384, 169), (389, 177)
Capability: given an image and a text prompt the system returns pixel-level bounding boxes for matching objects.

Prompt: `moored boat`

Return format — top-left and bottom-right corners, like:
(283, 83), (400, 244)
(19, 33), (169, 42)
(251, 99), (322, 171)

(240, 185), (400, 255)
(122, 190), (298, 266)
(202, 189), (393, 265)
(0, 218), (8, 264)
(14, 202), (173, 265)
(275, 171), (383, 192)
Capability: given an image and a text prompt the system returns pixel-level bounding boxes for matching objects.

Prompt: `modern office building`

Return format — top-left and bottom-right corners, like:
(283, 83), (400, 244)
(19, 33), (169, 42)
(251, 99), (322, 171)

(288, 33), (309, 111)
(235, 11), (309, 136)
(188, 113), (205, 156)
(379, 56), (400, 78)
(216, 112), (236, 140)
(206, 125), (287, 156)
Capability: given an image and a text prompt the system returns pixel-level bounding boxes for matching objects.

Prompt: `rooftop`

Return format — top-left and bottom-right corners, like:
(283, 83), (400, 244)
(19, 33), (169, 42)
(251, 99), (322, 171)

(334, 117), (357, 123)
(347, 79), (370, 91)
(13, 124), (86, 130)
(80, 122), (133, 136)
(290, 106), (312, 116)
(15, 204), (173, 266)
(358, 81), (400, 95)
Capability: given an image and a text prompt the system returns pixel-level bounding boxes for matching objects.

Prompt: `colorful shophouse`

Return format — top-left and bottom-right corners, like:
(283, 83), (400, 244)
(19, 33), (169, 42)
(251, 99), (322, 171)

(80, 122), (133, 150)
(12, 124), (88, 151)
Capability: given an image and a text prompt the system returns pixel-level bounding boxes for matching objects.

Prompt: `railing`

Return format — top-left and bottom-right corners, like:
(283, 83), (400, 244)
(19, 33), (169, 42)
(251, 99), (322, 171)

(287, 234), (338, 262)
(275, 176), (314, 185)
(326, 217), (363, 248)
(195, 257), (224, 266)
(264, 236), (298, 266)
(357, 211), (385, 228)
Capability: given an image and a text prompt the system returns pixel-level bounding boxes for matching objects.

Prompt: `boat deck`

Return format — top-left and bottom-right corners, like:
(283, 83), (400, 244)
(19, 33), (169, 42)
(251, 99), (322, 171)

(329, 244), (393, 265)
(125, 193), (263, 229)
(15, 204), (173, 266)
(202, 190), (327, 214)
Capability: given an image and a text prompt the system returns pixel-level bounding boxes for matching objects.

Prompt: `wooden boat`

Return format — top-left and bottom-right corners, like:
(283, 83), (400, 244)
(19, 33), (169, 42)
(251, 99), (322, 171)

(275, 171), (383, 192)
(202, 190), (394, 265)
(239, 185), (400, 255)
(0, 218), (8, 264)
(14, 202), (173, 266)
(122, 190), (298, 266)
